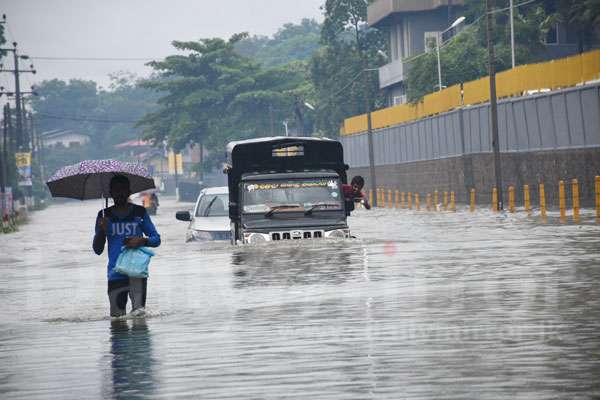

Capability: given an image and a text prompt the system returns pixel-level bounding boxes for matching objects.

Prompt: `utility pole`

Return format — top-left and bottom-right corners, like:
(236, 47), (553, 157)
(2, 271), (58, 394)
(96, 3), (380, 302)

(485, 0), (504, 210)
(13, 46), (23, 149)
(0, 42), (37, 150)
(0, 42), (37, 207)
(0, 105), (6, 194)
(363, 64), (378, 207)
(509, 0), (516, 68)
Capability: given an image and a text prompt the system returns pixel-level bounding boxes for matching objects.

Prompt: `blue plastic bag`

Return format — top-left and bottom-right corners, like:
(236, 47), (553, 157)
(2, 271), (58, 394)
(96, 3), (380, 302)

(114, 247), (155, 278)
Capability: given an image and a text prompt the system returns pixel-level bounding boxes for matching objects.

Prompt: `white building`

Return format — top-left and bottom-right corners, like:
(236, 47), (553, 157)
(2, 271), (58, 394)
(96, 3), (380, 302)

(41, 129), (90, 148)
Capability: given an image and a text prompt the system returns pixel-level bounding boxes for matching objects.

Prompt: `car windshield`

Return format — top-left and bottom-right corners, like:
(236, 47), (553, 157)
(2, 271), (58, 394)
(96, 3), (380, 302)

(242, 178), (342, 214)
(195, 193), (228, 217)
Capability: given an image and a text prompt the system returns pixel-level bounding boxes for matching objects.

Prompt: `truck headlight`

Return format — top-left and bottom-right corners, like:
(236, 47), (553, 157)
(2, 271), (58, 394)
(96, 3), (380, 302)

(244, 232), (270, 244)
(325, 229), (350, 239)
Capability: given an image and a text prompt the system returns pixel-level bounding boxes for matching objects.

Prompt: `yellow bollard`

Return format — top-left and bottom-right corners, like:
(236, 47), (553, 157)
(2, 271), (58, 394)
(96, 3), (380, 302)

(470, 189), (476, 212)
(572, 179), (580, 221)
(415, 193), (420, 211)
(401, 192), (406, 209)
(524, 185), (531, 213)
(369, 189), (373, 208)
(596, 176), (600, 219)
(443, 191), (448, 211)
(408, 192), (413, 210)
(388, 190), (393, 209)
(539, 183), (547, 219)
(559, 180), (567, 220)
(434, 190), (439, 211)
(426, 193), (432, 211)
(450, 191), (456, 212)
(492, 187), (498, 212)
(508, 186), (516, 213)
(395, 190), (400, 209)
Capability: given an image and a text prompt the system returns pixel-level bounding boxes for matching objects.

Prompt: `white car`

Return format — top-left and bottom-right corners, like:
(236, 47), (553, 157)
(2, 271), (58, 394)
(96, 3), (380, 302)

(176, 187), (231, 242)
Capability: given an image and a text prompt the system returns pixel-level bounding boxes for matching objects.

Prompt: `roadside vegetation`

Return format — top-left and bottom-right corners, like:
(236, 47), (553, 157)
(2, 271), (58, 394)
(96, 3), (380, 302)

(22, 0), (600, 176)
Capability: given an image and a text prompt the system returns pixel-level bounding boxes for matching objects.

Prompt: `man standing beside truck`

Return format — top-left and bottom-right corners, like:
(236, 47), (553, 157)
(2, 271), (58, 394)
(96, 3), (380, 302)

(342, 176), (371, 212)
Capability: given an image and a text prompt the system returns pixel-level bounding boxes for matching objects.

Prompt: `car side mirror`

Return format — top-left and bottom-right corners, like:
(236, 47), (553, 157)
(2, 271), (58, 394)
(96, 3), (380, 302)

(176, 211), (191, 222)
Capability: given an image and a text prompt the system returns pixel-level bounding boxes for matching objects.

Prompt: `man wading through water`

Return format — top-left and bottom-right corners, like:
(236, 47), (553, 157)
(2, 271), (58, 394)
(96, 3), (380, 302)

(93, 175), (161, 318)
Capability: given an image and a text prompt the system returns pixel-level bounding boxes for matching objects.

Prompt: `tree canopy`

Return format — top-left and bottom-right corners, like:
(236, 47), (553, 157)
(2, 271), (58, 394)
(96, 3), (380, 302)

(236, 19), (322, 68)
(310, 0), (386, 137)
(406, 0), (600, 102)
(31, 73), (158, 174)
(138, 34), (314, 170)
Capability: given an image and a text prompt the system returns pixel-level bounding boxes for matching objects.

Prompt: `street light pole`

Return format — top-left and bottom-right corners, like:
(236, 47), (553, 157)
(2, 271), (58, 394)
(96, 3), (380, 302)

(436, 37), (443, 91)
(485, 0), (504, 210)
(436, 16), (466, 91)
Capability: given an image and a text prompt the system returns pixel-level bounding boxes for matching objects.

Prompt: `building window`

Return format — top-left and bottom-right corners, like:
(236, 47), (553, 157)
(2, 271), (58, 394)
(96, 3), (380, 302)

(424, 32), (441, 52)
(393, 95), (407, 106)
(545, 24), (559, 45)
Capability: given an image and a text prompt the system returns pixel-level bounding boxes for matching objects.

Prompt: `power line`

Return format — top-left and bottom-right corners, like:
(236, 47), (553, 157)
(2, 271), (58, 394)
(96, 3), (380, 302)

(31, 56), (158, 62)
(34, 112), (138, 124)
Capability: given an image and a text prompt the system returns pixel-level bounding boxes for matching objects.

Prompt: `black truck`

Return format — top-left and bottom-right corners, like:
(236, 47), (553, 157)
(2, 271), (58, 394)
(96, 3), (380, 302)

(226, 137), (352, 245)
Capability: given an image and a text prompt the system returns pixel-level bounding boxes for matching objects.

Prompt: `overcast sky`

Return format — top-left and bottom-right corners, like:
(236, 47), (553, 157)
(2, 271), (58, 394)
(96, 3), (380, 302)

(0, 0), (324, 89)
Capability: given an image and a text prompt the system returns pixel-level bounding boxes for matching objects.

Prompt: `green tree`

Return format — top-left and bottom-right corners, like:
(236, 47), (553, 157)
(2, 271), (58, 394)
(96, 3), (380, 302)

(31, 74), (158, 176)
(309, 0), (385, 137)
(236, 19), (322, 68)
(546, 0), (600, 52)
(138, 34), (259, 155)
(407, 0), (557, 102)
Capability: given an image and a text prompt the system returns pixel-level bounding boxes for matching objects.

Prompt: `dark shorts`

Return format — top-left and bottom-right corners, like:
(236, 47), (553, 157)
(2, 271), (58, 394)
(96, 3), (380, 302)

(107, 278), (147, 317)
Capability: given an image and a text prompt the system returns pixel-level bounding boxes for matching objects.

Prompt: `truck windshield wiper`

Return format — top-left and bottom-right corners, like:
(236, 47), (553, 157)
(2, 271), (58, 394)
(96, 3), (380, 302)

(304, 203), (340, 215)
(264, 204), (302, 218)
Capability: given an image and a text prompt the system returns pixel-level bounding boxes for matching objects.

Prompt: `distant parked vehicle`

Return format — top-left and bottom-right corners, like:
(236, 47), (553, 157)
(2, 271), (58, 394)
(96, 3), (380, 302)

(175, 187), (231, 242)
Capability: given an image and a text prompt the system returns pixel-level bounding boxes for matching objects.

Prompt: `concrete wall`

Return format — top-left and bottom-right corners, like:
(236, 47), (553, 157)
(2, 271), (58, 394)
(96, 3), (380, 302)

(341, 83), (600, 207)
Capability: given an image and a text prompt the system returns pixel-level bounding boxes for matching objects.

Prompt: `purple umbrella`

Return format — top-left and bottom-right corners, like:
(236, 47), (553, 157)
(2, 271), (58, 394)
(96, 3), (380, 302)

(46, 159), (155, 202)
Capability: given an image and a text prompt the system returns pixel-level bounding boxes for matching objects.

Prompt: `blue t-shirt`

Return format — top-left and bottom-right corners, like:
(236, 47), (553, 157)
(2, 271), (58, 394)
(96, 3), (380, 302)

(93, 204), (161, 281)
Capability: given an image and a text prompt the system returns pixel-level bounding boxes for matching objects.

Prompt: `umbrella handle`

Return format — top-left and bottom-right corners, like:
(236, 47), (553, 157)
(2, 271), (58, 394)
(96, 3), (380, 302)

(102, 194), (108, 218)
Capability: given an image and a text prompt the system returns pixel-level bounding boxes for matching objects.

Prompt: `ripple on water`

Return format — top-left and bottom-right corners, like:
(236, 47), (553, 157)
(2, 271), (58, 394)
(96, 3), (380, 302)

(1, 198), (600, 399)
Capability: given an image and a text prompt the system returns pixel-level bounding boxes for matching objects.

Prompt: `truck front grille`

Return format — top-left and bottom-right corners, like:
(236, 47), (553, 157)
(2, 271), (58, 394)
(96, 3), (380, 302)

(271, 230), (324, 241)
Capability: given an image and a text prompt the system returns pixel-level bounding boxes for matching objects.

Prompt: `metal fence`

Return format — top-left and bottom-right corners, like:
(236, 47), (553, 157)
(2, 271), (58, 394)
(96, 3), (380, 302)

(342, 83), (600, 168)
(342, 49), (600, 136)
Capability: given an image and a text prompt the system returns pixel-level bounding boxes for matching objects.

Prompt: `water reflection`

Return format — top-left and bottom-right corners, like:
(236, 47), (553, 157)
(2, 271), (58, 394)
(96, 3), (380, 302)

(107, 319), (157, 400)
(231, 241), (363, 288)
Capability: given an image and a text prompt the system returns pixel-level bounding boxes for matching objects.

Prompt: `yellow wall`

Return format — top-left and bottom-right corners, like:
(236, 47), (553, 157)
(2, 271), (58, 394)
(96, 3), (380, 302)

(343, 50), (600, 136)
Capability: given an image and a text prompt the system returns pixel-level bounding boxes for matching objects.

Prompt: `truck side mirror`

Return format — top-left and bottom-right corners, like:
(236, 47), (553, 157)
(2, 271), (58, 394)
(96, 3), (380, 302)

(175, 211), (191, 222)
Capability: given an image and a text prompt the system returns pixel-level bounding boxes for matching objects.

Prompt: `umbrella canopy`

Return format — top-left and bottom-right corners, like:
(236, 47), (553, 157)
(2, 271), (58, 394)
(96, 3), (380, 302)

(46, 159), (155, 200)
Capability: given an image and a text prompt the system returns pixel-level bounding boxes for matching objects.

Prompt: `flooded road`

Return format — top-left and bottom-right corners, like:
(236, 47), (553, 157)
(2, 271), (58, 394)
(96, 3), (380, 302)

(1, 198), (599, 399)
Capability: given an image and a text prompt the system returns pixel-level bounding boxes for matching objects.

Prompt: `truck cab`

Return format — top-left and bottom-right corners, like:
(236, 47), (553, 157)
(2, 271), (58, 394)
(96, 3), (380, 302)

(226, 137), (352, 245)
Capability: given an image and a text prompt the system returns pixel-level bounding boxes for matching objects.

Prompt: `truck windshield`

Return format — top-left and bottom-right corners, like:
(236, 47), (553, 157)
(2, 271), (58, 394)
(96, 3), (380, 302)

(242, 178), (343, 214)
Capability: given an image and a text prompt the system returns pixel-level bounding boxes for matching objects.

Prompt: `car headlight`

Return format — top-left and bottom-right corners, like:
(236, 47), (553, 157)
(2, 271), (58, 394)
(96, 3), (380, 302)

(244, 232), (270, 244)
(325, 229), (350, 239)
(190, 230), (213, 241)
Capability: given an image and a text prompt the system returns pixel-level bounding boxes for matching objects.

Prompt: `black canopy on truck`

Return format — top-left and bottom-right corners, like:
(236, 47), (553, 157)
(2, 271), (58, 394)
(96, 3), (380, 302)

(226, 136), (349, 221)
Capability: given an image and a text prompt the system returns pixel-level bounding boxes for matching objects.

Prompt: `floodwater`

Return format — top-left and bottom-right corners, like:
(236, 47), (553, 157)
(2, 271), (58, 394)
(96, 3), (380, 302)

(1, 198), (599, 399)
